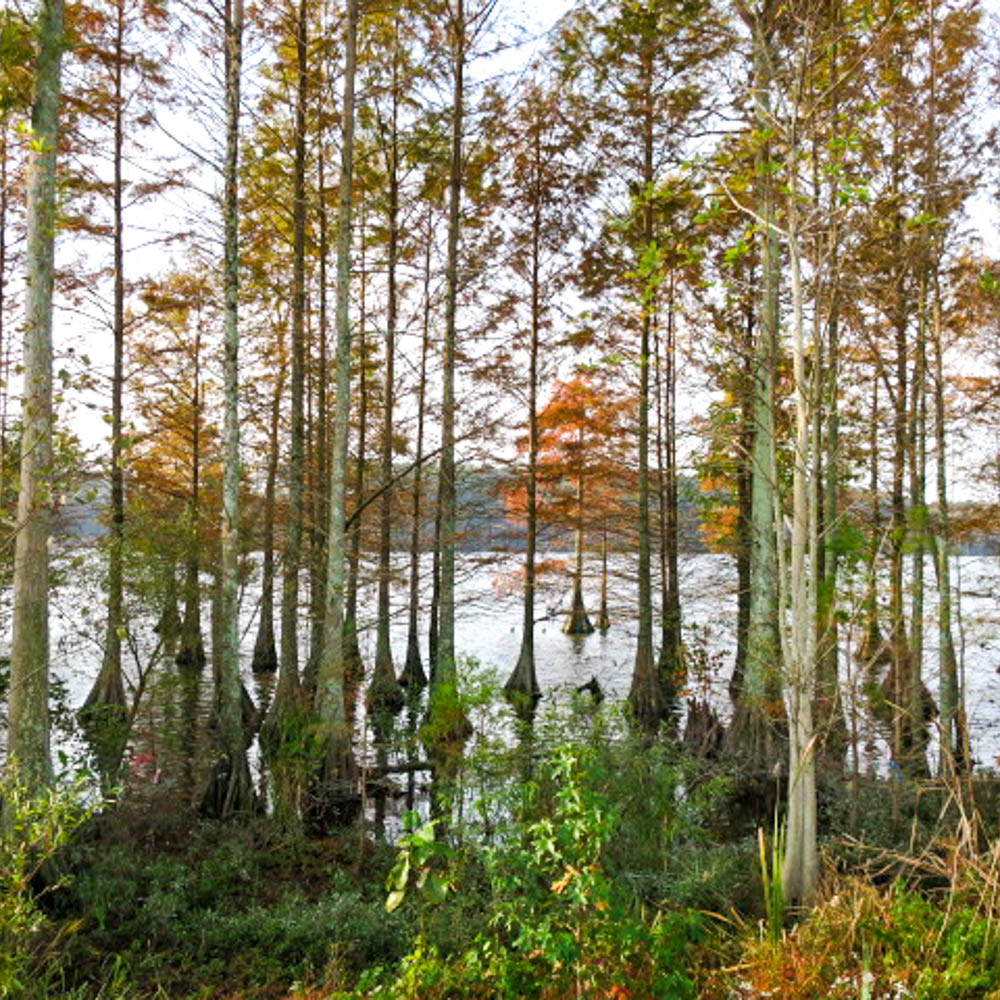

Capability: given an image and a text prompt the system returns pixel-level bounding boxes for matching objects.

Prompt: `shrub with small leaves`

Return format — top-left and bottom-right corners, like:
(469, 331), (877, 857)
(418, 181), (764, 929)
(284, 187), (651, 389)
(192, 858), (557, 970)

(1, 770), (96, 997)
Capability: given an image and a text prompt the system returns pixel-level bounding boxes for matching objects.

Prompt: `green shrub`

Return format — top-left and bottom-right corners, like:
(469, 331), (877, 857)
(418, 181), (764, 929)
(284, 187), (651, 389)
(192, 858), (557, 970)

(0, 771), (96, 998)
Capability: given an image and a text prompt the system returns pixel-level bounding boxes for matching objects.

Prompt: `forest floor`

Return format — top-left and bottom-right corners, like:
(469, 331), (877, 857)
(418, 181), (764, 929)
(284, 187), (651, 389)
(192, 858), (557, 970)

(10, 734), (1000, 1000)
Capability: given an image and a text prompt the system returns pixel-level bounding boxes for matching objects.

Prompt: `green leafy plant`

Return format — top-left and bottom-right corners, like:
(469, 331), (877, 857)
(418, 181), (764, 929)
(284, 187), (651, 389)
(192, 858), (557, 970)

(1, 771), (96, 997)
(483, 744), (697, 999)
(758, 811), (785, 947)
(385, 812), (452, 914)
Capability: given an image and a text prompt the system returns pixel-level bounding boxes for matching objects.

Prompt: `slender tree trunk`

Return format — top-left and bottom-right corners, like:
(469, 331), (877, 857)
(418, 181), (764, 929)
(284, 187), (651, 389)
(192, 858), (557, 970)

(565, 428), (593, 636)
(781, 116), (818, 905)
(207, 0), (254, 818)
(314, 0), (359, 823)
(889, 219), (909, 784)
(82, 0), (128, 788)
(504, 127), (543, 716)
(815, 80), (845, 769)
(859, 377), (884, 672)
(908, 271), (929, 777)
(279, 0), (310, 702)
(932, 267), (962, 772)
(158, 558), (182, 660)
(401, 213), (433, 692)
(369, 31), (404, 727)
(428, 478), (442, 679)
(657, 272), (682, 710)
(345, 225), (367, 708)
(628, 47), (665, 733)
(436, 0), (464, 691)
(921, 0), (961, 776)
(177, 328), (205, 674)
(7, 0), (64, 796)
(308, 145), (331, 689)
(252, 372), (282, 673)
(0, 116), (8, 522)
(732, 9), (782, 769)
(597, 525), (610, 630)
(425, 0), (471, 817)
(731, 266), (756, 705)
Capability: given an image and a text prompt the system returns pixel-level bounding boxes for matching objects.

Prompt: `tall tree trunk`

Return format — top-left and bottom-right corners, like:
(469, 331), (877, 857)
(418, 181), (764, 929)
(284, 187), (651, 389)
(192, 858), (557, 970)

(932, 267), (962, 772)
(922, 0), (961, 776)
(436, 0), (464, 691)
(82, 0), (128, 789)
(628, 45), (665, 733)
(428, 476), (442, 679)
(657, 272), (682, 711)
(730, 7), (783, 769)
(345, 224), (368, 712)
(504, 127), (543, 717)
(307, 145), (331, 689)
(177, 329), (205, 674)
(564, 428), (593, 636)
(279, 0), (310, 703)
(401, 213), (433, 692)
(730, 265), (756, 706)
(0, 116), (8, 523)
(781, 109), (817, 905)
(207, 0), (254, 818)
(7, 0), (64, 796)
(815, 67), (846, 769)
(369, 31), (405, 729)
(252, 371), (282, 674)
(597, 525), (610, 630)
(907, 271), (929, 778)
(888, 161), (910, 784)
(314, 0), (360, 824)
(425, 0), (471, 816)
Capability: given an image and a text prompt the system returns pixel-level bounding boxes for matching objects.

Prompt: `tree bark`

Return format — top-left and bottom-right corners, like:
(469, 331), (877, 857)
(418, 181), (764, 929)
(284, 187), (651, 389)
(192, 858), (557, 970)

(504, 123), (543, 717)
(279, 0), (310, 702)
(251, 371), (282, 674)
(369, 27), (405, 729)
(730, 6), (783, 769)
(7, 0), (64, 797)
(208, 0), (254, 818)
(401, 212), (433, 692)
(313, 0), (360, 825)
(82, 0), (128, 789)
(627, 43), (665, 733)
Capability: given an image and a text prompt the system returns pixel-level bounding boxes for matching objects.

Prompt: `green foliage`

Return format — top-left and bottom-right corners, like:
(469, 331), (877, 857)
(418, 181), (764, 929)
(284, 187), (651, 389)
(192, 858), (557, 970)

(0, 772), (96, 998)
(385, 813), (452, 914)
(366, 743), (702, 999)
(0, 10), (33, 114)
(713, 877), (1000, 1000)
(62, 821), (407, 996)
(873, 885), (1000, 999)
(758, 817), (785, 947)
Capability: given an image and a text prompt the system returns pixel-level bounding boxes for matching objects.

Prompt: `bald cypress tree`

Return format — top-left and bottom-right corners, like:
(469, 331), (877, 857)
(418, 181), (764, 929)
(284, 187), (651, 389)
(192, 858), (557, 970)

(6, 0), (64, 799)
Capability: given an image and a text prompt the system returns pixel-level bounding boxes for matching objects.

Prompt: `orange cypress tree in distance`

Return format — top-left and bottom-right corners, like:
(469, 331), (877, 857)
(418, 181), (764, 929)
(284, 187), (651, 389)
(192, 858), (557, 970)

(504, 371), (634, 638)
